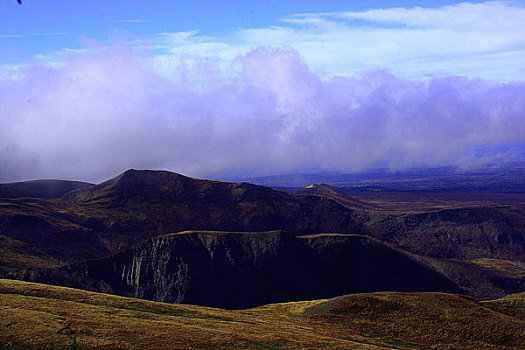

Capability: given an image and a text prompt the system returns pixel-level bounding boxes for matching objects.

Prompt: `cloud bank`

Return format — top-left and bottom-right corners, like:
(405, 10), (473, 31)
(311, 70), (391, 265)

(1, 46), (524, 183)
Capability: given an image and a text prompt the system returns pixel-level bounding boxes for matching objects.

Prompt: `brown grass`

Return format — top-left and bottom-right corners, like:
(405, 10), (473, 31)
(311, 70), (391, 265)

(305, 292), (525, 349)
(346, 192), (525, 213)
(483, 292), (525, 321)
(0, 236), (62, 274)
(1, 279), (524, 349)
(471, 258), (525, 278)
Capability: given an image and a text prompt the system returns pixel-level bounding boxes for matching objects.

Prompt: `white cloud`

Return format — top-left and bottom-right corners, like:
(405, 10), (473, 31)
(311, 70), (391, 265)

(1, 2), (525, 182)
(329, 1), (524, 29)
(110, 19), (148, 24)
(152, 1), (525, 81)
(29, 32), (67, 36)
(1, 47), (524, 182)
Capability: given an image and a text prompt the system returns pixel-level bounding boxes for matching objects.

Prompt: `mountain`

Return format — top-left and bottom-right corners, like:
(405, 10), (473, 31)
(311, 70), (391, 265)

(62, 168), (306, 234)
(2, 279), (524, 350)
(3, 169), (523, 272)
(0, 169), (368, 271)
(61, 168), (368, 237)
(1, 169), (524, 303)
(421, 256), (525, 300)
(0, 179), (93, 199)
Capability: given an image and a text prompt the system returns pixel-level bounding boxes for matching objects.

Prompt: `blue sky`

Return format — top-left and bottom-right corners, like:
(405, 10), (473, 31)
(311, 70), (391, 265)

(1, 1), (490, 41)
(1, 1), (525, 182)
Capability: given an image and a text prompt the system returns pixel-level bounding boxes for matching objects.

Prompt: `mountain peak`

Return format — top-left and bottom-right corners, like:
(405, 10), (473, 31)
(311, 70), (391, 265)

(62, 169), (191, 203)
(304, 183), (335, 190)
(296, 183), (376, 210)
(118, 168), (187, 179)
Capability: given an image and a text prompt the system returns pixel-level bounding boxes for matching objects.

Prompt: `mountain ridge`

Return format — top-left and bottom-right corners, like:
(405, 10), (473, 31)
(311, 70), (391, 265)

(1, 169), (524, 306)
(0, 179), (93, 199)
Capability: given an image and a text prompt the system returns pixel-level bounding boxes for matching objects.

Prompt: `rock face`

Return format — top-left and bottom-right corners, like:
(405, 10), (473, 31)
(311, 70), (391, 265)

(59, 231), (460, 309)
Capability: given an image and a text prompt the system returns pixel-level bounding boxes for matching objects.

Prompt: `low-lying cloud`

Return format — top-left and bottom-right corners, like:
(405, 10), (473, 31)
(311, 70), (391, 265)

(1, 46), (524, 183)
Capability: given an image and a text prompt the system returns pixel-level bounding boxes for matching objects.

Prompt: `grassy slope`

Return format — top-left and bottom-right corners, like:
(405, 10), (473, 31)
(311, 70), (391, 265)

(346, 191), (525, 213)
(484, 292), (525, 320)
(0, 198), (98, 271)
(471, 258), (525, 278)
(0, 235), (61, 274)
(1, 279), (524, 350)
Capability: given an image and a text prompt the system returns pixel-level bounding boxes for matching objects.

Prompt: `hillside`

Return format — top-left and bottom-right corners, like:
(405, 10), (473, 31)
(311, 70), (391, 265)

(61, 169), (367, 236)
(0, 180), (93, 199)
(340, 191), (525, 212)
(365, 205), (525, 261)
(1, 279), (523, 350)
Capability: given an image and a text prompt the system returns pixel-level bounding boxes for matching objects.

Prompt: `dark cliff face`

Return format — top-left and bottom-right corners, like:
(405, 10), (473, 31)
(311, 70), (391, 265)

(59, 231), (460, 309)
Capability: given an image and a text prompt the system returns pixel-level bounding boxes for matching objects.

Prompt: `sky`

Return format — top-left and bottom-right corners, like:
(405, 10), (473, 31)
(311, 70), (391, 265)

(1, 0), (525, 182)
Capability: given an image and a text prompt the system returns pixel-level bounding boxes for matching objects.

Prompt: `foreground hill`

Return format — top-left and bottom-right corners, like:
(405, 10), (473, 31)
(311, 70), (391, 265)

(1, 279), (523, 350)
(0, 179), (92, 199)
(14, 231), (460, 309)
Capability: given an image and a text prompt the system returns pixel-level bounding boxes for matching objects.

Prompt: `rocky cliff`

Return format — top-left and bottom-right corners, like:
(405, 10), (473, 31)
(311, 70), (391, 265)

(54, 231), (460, 309)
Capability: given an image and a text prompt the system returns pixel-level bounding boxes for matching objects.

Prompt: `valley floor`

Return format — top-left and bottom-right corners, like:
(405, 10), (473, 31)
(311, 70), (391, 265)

(1, 279), (524, 350)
